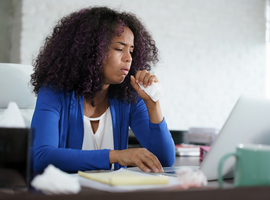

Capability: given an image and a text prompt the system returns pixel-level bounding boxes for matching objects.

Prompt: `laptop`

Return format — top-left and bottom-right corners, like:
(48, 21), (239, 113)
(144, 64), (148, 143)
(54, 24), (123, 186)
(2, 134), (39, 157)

(0, 127), (31, 190)
(161, 95), (270, 180)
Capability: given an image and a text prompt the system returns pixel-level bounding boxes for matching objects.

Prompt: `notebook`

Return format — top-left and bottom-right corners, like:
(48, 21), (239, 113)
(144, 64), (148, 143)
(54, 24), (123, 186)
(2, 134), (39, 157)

(0, 128), (31, 190)
(78, 169), (169, 185)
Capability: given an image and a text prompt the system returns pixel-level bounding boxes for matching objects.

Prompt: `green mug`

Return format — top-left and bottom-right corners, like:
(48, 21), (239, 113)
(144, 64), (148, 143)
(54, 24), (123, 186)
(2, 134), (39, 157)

(218, 144), (270, 187)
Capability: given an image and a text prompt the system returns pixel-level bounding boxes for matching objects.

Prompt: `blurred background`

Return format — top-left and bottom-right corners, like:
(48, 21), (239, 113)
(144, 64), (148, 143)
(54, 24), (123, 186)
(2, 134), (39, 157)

(0, 0), (269, 131)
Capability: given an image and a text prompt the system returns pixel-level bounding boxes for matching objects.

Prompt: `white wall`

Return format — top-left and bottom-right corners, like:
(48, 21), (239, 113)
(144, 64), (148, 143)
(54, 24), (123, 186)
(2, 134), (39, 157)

(10, 0), (22, 63)
(0, 0), (13, 63)
(18, 0), (266, 130)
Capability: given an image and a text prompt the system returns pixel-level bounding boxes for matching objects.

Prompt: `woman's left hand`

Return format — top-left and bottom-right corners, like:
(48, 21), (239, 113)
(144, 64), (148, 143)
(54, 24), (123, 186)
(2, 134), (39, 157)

(130, 70), (158, 102)
(130, 70), (163, 124)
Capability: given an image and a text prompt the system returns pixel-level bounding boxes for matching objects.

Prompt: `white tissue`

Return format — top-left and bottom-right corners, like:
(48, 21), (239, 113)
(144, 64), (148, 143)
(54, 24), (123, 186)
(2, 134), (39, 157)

(176, 167), (207, 189)
(139, 82), (163, 102)
(0, 102), (25, 127)
(31, 165), (81, 195)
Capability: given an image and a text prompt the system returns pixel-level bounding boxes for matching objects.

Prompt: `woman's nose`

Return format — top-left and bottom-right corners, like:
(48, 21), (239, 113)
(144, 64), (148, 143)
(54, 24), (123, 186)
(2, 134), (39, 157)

(123, 50), (132, 63)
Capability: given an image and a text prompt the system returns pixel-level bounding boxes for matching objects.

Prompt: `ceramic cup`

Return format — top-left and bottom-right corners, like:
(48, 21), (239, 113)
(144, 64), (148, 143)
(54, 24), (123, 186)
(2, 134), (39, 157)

(218, 143), (270, 187)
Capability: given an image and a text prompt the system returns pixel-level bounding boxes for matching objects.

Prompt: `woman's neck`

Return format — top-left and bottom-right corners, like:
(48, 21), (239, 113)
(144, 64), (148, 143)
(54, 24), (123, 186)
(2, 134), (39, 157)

(95, 84), (109, 104)
(84, 84), (109, 118)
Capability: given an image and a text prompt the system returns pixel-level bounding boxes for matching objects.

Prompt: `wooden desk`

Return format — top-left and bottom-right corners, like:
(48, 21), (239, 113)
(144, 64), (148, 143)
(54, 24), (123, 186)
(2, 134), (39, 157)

(1, 156), (270, 200)
(2, 185), (270, 200)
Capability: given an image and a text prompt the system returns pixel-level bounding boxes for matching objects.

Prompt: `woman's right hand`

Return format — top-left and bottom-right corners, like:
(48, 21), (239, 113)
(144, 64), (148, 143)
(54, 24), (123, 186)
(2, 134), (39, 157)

(109, 148), (163, 173)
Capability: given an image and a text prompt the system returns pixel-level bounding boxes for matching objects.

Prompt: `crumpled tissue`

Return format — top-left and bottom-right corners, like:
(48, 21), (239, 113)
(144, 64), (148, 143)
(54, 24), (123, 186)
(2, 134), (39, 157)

(176, 167), (207, 189)
(139, 82), (163, 102)
(31, 165), (81, 195)
(0, 102), (25, 127)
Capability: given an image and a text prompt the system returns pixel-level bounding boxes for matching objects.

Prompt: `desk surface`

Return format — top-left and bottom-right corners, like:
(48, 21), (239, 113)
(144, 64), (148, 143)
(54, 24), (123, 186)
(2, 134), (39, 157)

(173, 156), (201, 167)
(1, 156), (270, 200)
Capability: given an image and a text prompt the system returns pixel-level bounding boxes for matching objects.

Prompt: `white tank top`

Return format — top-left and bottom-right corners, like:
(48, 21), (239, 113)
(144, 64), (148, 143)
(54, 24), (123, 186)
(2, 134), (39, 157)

(82, 107), (114, 151)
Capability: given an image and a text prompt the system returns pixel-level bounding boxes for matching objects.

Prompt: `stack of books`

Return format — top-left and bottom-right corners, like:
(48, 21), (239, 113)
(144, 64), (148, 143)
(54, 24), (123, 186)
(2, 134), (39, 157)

(175, 144), (211, 159)
(175, 144), (200, 157)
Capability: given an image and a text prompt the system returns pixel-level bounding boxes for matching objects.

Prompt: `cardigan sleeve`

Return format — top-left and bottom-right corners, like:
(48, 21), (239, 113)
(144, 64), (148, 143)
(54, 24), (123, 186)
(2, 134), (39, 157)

(31, 86), (111, 172)
(129, 98), (175, 167)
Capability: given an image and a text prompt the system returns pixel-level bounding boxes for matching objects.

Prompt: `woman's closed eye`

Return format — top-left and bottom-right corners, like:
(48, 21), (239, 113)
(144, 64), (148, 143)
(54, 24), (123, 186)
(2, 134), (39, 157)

(115, 48), (133, 56)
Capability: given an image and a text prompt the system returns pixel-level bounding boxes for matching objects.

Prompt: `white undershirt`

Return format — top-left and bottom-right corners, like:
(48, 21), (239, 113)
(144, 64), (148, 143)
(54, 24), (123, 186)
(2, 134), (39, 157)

(82, 107), (114, 151)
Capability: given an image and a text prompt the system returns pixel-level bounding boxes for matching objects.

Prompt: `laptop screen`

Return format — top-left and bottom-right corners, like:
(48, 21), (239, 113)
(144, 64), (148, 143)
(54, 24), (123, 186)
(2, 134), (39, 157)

(200, 95), (270, 180)
(0, 128), (31, 190)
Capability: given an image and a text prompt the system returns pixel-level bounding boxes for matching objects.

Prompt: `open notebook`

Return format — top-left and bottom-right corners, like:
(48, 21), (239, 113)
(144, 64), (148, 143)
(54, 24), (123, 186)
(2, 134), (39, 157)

(75, 168), (181, 192)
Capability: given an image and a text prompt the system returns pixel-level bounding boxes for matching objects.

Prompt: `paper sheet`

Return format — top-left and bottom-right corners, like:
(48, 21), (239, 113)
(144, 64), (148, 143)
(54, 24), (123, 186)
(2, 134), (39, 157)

(73, 168), (182, 192)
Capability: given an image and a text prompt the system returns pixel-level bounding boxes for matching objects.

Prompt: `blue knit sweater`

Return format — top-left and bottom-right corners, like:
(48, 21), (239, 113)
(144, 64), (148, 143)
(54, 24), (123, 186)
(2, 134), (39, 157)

(31, 86), (175, 172)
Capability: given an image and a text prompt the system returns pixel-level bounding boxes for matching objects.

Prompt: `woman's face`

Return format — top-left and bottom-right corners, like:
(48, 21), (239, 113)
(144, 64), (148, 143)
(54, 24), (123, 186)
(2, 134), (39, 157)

(101, 26), (134, 85)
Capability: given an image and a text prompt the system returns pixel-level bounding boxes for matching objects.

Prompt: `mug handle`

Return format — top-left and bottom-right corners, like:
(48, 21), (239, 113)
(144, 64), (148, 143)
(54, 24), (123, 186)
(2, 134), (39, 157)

(218, 152), (238, 188)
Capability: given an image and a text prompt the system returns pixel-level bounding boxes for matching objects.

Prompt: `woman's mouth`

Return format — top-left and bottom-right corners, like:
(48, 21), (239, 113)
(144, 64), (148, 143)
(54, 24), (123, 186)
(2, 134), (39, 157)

(121, 68), (130, 75)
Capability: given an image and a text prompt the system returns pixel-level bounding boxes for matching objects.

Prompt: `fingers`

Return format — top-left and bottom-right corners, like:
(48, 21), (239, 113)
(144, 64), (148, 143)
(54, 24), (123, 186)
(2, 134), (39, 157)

(130, 75), (140, 91)
(130, 75), (149, 100)
(130, 70), (160, 101)
(141, 151), (163, 173)
(134, 148), (163, 173)
(134, 151), (161, 173)
(135, 70), (158, 88)
(136, 160), (152, 173)
(115, 148), (163, 173)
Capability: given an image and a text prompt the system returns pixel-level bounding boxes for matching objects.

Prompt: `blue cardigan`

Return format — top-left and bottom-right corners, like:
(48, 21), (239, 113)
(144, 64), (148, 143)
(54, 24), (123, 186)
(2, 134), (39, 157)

(31, 86), (175, 172)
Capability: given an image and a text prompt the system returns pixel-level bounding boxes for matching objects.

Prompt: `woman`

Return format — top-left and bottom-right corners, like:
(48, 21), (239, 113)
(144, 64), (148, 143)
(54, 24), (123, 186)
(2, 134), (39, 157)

(30, 6), (175, 172)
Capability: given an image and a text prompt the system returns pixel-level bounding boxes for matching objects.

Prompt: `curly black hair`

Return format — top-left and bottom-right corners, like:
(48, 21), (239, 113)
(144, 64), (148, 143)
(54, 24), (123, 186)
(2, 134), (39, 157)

(30, 6), (159, 105)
